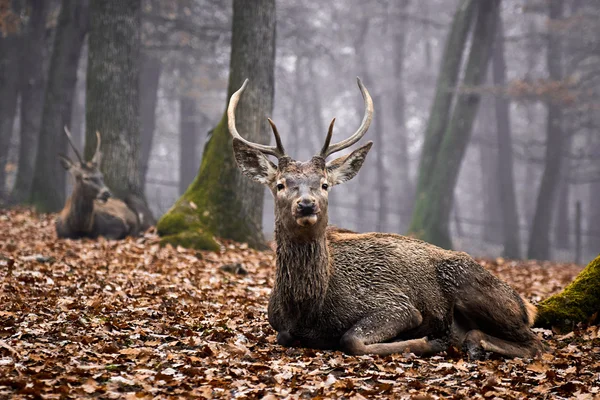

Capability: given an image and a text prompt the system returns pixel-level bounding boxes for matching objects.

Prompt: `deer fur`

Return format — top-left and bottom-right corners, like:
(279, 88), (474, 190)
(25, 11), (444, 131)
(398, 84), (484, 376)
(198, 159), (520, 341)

(229, 79), (542, 359)
(56, 129), (150, 240)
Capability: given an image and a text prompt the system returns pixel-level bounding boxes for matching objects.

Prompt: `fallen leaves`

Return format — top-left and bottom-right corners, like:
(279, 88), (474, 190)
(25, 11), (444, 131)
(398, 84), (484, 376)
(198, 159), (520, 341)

(0, 208), (599, 399)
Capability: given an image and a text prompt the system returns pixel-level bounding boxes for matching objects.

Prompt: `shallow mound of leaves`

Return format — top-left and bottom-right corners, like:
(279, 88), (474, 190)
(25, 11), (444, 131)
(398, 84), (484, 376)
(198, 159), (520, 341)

(0, 209), (598, 399)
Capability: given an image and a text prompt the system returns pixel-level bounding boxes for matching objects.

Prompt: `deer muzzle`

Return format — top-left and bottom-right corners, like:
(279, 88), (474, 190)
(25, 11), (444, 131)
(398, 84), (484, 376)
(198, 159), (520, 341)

(295, 197), (319, 226)
(98, 189), (112, 203)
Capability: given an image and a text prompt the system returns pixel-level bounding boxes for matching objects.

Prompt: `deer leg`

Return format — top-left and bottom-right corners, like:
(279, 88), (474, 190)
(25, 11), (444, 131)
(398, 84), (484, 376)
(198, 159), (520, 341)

(463, 329), (541, 359)
(339, 307), (448, 356)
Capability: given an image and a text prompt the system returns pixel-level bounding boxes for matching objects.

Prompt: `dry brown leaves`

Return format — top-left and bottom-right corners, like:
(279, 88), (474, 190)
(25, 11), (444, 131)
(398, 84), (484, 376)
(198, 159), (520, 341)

(0, 208), (599, 399)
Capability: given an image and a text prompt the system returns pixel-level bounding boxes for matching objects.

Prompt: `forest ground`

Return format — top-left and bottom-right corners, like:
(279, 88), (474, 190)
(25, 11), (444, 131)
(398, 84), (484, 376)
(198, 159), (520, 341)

(0, 209), (598, 399)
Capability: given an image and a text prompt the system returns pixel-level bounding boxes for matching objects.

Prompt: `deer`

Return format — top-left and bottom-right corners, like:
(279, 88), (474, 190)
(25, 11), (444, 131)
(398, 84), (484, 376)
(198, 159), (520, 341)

(56, 127), (150, 240)
(227, 78), (543, 359)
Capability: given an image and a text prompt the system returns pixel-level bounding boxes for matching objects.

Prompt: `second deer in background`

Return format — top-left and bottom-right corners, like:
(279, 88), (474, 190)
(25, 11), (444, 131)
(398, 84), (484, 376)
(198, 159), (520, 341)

(56, 128), (150, 240)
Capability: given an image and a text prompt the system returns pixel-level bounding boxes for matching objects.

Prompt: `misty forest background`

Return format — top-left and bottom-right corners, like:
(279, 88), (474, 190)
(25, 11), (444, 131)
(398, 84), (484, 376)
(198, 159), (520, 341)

(0, 0), (598, 263)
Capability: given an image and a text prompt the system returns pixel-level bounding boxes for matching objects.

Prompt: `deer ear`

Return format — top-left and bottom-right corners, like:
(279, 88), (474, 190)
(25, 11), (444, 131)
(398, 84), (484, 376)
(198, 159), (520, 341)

(326, 141), (373, 185)
(232, 138), (277, 185)
(59, 154), (74, 170)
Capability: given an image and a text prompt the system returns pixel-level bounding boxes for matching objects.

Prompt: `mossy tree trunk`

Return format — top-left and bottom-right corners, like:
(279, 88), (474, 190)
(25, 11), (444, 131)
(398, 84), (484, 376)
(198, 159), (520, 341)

(527, 0), (565, 260)
(157, 0), (275, 251)
(536, 254), (600, 330)
(30, 0), (88, 212)
(411, 0), (476, 213)
(178, 65), (199, 196)
(408, 0), (500, 249)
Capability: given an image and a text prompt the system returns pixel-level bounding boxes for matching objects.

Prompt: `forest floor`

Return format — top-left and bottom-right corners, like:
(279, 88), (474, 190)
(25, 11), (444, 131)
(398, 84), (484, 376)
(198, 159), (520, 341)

(0, 208), (598, 399)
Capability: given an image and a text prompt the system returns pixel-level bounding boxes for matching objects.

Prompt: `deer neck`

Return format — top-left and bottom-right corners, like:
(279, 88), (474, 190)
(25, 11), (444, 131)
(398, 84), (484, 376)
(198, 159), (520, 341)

(65, 183), (95, 232)
(274, 223), (331, 312)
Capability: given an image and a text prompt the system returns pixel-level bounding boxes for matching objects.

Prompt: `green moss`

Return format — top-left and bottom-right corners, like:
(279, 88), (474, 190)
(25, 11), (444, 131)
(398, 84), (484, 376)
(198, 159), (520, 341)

(159, 232), (220, 252)
(535, 254), (600, 330)
(157, 114), (266, 251)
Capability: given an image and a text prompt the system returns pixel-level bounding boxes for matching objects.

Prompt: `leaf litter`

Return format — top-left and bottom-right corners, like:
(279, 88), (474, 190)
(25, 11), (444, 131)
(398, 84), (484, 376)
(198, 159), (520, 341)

(0, 208), (598, 399)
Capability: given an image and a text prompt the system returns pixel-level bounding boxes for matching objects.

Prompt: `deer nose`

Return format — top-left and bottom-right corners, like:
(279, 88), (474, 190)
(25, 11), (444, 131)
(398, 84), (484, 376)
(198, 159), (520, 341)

(297, 197), (316, 216)
(98, 189), (111, 202)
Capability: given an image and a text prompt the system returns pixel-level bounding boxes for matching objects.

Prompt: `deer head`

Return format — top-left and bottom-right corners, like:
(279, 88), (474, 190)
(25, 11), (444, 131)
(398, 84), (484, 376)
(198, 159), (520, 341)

(229, 78), (373, 239)
(59, 127), (111, 202)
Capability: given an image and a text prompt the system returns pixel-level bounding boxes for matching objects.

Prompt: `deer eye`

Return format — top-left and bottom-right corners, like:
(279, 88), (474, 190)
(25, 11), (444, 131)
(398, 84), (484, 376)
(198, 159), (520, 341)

(322, 183), (329, 190)
(276, 183), (285, 191)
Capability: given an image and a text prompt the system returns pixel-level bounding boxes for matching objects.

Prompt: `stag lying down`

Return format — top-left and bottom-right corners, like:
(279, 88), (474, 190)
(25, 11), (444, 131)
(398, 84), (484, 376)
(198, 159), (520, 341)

(228, 78), (542, 359)
(56, 128), (150, 240)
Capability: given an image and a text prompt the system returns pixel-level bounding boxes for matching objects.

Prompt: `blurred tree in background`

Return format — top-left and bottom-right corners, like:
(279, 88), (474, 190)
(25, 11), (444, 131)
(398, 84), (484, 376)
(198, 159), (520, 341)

(409, 0), (501, 249)
(30, 0), (88, 212)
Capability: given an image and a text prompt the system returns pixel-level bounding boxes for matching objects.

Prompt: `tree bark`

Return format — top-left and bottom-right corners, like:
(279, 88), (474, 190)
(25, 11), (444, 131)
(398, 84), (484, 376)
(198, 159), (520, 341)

(179, 72), (199, 195)
(536, 254), (600, 330)
(478, 95), (502, 244)
(85, 0), (143, 199)
(409, 0), (501, 249)
(354, 17), (371, 232)
(139, 52), (161, 191)
(0, 20), (21, 199)
(492, 14), (521, 258)
(11, 0), (50, 204)
(391, 0), (413, 232)
(157, 0), (276, 250)
(527, 0), (565, 260)
(30, 0), (88, 212)
(554, 146), (571, 249)
(588, 180), (600, 256)
(373, 94), (387, 232)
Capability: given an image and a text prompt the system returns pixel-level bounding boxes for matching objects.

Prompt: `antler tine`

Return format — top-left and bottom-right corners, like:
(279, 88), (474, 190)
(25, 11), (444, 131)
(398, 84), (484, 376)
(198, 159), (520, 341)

(321, 77), (373, 158)
(319, 118), (336, 158)
(227, 79), (286, 158)
(95, 131), (101, 156)
(267, 118), (285, 156)
(63, 126), (84, 164)
(91, 131), (102, 164)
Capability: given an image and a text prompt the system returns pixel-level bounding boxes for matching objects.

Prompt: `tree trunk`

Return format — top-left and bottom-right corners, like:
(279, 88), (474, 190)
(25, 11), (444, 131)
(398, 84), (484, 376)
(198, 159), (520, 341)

(157, 0), (275, 250)
(10, 0), (50, 204)
(179, 73), (199, 195)
(0, 25), (21, 199)
(588, 180), (600, 256)
(492, 14), (521, 259)
(373, 94), (387, 232)
(30, 0), (88, 212)
(139, 52), (161, 191)
(536, 254), (600, 330)
(412, 0), (477, 209)
(354, 18), (371, 232)
(85, 0), (142, 199)
(527, 0), (565, 260)
(554, 147), (571, 249)
(409, 0), (501, 249)
(478, 95), (503, 244)
(391, 0), (413, 232)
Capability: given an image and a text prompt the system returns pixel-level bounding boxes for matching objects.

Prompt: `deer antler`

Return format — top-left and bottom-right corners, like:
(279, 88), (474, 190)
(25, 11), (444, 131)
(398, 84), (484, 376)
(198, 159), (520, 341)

(319, 77), (373, 158)
(64, 126), (84, 164)
(227, 79), (286, 158)
(90, 131), (103, 164)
